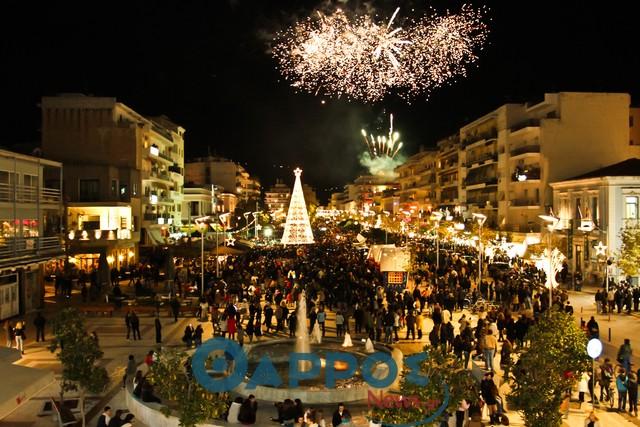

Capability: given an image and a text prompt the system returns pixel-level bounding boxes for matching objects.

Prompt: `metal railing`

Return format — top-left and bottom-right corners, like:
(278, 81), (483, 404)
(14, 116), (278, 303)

(465, 176), (498, 187)
(0, 183), (62, 203)
(465, 153), (498, 168)
(0, 236), (63, 259)
(512, 168), (541, 181)
(510, 119), (540, 133)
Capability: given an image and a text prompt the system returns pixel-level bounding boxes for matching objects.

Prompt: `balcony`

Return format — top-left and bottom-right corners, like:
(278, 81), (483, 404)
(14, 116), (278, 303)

(144, 170), (173, 184)
(461, 130), (498, 148)
(510, 119), (540, 133)
(466, 196), (497, 207)
(0, 184), (62, 203)
(465, 153), (498, 169)
(67, 229), (133, 241)
(0, 236), (63, 260)
(510, 198), (540, 207)
(168, 165), (183, 175)
(464, 177), (498, 189)
(512, 167), (541, 182)
(510, 145), (540, 158)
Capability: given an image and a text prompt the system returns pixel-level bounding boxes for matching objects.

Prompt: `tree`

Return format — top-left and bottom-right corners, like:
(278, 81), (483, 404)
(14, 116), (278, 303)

(617, 222), (640, 277)
(147, 348), (228, 427)
(509, 310), (590, 427)
(370, 346), (479, 426)
(49, 308), (109, 427)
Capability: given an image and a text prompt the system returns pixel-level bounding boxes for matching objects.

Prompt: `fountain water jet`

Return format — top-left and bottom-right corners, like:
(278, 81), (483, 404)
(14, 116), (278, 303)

(295, 291), (311, 371)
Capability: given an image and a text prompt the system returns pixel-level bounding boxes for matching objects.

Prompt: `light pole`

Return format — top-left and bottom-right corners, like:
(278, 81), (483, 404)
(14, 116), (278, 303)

(253, 210), (262, 241)
(539, 214), (560, 307)
(218, 213), (231, 278)
(194, 216), (211, 298)
(243, 212), (251, 238)
(430, 211), (443, 273)
(587, 338), (603, 407)
(473, 213), (487, 286)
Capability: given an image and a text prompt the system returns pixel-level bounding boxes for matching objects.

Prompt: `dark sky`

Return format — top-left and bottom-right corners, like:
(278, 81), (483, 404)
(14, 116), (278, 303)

(2, 0), (639, 203)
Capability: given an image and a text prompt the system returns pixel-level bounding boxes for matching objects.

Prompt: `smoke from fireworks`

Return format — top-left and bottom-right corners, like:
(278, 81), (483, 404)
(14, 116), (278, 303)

(359, 114), (405, 178)
(272, 5), (489, 102)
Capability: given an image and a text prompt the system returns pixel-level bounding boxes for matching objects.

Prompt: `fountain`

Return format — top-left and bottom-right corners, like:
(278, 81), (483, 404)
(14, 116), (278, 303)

(295, 291), (311, 371)
(233, 291), (403, 404)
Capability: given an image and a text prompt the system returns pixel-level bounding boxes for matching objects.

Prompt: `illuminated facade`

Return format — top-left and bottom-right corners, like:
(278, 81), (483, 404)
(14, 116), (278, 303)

(265, 179), (291, 220)
(551, 158), (640, 282)
(185, 156), (261, 203)
(0, 149), (63, 320)
(41, 94), (186, 258)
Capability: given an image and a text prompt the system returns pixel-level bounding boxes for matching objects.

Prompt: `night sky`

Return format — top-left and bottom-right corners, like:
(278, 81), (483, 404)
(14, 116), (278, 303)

(2, 0), (639, 202)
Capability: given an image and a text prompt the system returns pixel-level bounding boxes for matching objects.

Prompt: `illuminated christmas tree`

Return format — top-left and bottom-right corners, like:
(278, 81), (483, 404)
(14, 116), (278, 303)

(281, 168), (314, 245)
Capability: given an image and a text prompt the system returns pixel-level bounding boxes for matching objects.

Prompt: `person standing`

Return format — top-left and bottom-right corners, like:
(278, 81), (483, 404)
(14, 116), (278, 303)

(194, 324), (204, 347)
(335, 311), (344, 338)
(170, 297), (180, 322)
(14, 321), (25, 355)
(34, 312), (46, 342)
(483, 329), (498, 372)
(317, 308), (326, 337)
(130, 311), (141, 341)
(405, 311), (416, 340)
(617, 369), (629, 412)
(125, 311), (132, 340)
(154, 317), (162, 344)
(628, 371), (638, 417)
(183, 324), (194, 348)
(123, 355), (137, 388)
(618, 339), (633, 374)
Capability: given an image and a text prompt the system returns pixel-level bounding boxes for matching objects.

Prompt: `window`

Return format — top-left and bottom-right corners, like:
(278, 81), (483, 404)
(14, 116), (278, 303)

(79, 179), (100, 202)
(575, 198), (582, 220)
(591, 197), (599, 225)
(111, 180), (117, 196)
(119, 184), (128, 200)
(625, 196), (638, 219)
(132, 182), (138, 197)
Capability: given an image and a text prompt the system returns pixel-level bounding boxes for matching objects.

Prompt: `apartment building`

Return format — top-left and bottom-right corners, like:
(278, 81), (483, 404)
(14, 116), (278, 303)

(265, 179), (291, 220)
(185, 156), (261, 203)
(0, 149), (63, 320)
(394, 148), (438, 213)
(41, 94), (185, 267)
(302, 184), (318, 207)
(551, 158), (640, 282)
(429, 92), (640, 233)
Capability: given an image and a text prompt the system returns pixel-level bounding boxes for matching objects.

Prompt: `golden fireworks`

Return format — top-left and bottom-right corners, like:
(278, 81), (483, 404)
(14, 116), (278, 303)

(272, 5), (489, 102)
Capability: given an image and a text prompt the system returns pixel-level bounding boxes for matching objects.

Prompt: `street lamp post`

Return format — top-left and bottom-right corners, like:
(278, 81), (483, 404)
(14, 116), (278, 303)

(472, 213), (487, 287)
(539, 214), (560, 308)
(430, 211), (443, 273)
(194, 216), (211, 298)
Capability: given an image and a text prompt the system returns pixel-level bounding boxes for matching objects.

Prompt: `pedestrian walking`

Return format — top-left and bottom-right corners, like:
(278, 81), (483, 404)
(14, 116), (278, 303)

(154, 317), (162, 344)
(131, 311), (141, 340)
(335, 311), (344, 338)
(183, 324), (194, 348)
(483, 329), (498, 372)
(125, 311), (132, 340)
(618, 339), (633, 374)
(34, 312), (46, 342)
(194, 324), (204, 347)
(14, 321), (25, 355)
(617, 369), (629, 412)
(170, 296), (180, 322)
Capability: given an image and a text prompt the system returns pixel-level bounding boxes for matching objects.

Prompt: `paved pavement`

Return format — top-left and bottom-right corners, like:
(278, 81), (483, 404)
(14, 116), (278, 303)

(3, 282), (640, 426)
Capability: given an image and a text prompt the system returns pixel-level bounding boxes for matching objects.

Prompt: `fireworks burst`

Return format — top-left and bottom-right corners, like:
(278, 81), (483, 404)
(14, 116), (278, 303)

(272, 5), (489, 102)
(359, 114), (406, 179)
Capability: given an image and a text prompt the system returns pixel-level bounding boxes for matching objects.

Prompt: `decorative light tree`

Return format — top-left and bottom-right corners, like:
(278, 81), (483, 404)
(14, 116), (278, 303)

(281, 168), (315, 245)
(536, 248), (566, 289)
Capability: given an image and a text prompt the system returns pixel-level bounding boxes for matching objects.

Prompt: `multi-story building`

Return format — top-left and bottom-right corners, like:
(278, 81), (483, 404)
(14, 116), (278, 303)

(41, 94), (185, 266)
(551, 158), (640, 282)
(0, 149), (63, 320)
(265, 179), (291, 220)
(391, 92), (640, 234)
(302, 184), (318, 207)
(436, 135), (462, 208)
(394, 148), (438, 214)
(185, 156), (261, 203)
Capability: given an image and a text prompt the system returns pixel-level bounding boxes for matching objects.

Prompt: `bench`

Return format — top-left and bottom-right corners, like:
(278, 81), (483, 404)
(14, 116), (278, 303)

(50, 397), (77, 427)
(78, 305), (114, 317)
(130, 305), (160, 316)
